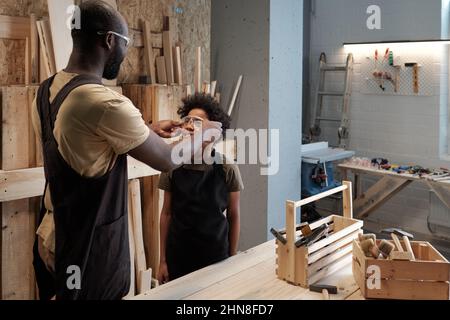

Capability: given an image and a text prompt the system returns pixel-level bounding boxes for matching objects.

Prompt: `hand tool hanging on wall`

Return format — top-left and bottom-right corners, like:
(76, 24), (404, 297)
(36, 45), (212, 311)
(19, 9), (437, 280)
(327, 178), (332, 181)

(405, 62), (419, 94)
(372, 49), (385, 91)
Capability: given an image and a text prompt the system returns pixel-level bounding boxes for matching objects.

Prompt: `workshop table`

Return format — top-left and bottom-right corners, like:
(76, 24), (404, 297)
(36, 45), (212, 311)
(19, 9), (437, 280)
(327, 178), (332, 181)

(133, 241), (364, 300)
(338, 163), (450, 220)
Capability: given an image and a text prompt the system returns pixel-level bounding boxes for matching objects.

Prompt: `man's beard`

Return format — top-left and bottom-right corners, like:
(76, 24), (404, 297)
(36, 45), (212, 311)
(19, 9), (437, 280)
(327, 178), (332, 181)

(103, 52), (124, 80)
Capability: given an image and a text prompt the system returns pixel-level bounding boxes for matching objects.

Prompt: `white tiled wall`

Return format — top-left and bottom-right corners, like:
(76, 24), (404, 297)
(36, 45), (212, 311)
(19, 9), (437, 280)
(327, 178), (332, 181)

(308, 0), (450, 237)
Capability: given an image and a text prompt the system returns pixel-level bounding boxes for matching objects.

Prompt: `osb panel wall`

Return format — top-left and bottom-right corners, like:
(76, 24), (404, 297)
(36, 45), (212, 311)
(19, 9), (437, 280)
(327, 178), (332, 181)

(0, 0), (48, 85)
(0, 40), (26, 85)
(0, 0), (211, 85)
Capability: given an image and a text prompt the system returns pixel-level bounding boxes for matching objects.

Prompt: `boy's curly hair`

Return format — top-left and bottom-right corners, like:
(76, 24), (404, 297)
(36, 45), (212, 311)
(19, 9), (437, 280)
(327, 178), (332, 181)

(178, 93), (231, 133)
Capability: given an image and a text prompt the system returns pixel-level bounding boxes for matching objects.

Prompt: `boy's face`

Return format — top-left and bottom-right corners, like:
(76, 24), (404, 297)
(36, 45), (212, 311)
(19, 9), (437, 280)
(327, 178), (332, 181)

(182, 108), (209, 133)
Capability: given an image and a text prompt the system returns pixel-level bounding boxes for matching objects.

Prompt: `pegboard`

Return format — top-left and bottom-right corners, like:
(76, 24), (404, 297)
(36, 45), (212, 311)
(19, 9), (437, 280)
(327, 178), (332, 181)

(360, 49), (436, 96)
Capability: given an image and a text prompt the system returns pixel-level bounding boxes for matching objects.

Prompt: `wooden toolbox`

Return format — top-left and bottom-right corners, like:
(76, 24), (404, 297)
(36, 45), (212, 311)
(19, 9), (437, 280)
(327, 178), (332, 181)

(353, 239), (450, 300)
(276, 181), (363, 287)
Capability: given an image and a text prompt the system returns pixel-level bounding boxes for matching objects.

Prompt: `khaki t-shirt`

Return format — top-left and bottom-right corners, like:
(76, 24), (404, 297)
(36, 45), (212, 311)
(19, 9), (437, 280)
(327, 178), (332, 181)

(32, 71), (150, 269)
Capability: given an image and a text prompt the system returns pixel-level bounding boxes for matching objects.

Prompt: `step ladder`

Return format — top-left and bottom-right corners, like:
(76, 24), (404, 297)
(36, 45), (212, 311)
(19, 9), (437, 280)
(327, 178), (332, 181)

(310, 52), (354, 149)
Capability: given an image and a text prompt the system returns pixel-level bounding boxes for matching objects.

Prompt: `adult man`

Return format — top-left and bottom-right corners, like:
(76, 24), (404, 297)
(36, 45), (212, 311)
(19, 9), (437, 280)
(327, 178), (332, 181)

(31, 0), (220, 300)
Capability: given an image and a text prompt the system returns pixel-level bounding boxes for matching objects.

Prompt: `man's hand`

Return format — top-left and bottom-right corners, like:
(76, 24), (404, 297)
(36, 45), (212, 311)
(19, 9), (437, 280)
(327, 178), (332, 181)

(150, 120), (182, 138)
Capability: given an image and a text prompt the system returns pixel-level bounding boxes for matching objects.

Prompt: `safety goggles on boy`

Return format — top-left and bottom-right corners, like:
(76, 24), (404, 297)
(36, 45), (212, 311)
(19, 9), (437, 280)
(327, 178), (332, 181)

(182, 116), (204, 128)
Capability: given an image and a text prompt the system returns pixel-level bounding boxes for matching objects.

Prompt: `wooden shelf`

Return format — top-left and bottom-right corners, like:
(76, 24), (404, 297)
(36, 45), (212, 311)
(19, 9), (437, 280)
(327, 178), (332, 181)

(0, 157), (160, 202)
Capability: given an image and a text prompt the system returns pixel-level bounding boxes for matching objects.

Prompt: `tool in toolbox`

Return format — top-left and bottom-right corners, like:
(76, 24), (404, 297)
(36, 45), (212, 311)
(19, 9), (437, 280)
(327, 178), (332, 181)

(310, 52), (354, 149)
(381, 228), (415, 261)
(271, 222), (331, 249)
(270, 222), (310, 244)
(295, 223), (330, 248)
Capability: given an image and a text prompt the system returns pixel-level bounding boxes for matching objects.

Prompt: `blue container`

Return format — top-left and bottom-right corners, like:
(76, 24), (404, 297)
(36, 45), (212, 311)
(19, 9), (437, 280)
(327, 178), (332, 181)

(301, 162), (341, 198)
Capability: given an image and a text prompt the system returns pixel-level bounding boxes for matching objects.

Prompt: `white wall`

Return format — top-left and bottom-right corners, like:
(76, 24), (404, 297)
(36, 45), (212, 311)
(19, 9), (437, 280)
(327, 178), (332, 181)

(308, 0), (450, 236)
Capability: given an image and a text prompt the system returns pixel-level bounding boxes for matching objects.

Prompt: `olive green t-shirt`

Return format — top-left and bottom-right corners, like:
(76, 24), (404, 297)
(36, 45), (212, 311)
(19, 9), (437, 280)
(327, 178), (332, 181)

(159, 163), (244, 193)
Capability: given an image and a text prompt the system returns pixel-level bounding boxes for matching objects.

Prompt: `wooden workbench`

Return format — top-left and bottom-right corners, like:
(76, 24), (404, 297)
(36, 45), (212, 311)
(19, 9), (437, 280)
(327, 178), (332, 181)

(133, 240), (364, 300)
(339, 163), (450, 220)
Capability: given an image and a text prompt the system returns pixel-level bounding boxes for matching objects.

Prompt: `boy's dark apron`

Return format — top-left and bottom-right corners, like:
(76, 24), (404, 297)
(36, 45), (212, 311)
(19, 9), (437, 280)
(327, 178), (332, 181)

(167, 162), (230, 280)
(33, 74), (130, 300)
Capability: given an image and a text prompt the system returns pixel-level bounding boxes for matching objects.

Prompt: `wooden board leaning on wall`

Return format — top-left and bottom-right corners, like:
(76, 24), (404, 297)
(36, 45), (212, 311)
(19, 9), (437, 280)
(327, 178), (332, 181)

(0, 85), (40, 300)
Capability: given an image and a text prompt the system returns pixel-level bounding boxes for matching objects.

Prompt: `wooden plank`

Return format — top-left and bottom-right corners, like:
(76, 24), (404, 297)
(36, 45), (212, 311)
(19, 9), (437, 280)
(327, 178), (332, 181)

(141, 20), (156, 84)
(0, 157), (160, 203)
(367, 259), (450, 282)
(366, 279), (449, 300)
(294, 185), (347, 208)
(308, 230), (361, 264)
(123, 186), (136, 299)
(129, 179), (147, 295)
(41, 19), (56, 75)
(173, 46), (182, 85)
(352, 240), (367, 297)
(308, 243), (353, 274)
(36, 20), (56, 77)
(138, 269), (152, 294)
(338, 163), (422, 181)
(1, 86), (30, 170)
(1, 85), (36, 299)
(421, 241), (449, 262)
(227, 75), (243, 116)
(131, 30), (162, 49)
(25, 37), (30, 85)
(133, 241), (275, 300)
(27, 87), (39, 168)
(294, 245), (308, 285)
(186, 259), (276, 300)
(354, 176), (413, 219)
(202, 82), (210, 95)
(47, 0), (74, 72)
(342, 181), (353, 218)
(30, 14), (39, 84)
(0, 15), (30, 40)
(210, 81), (217, 97)
(162, 31), (174, 84)
(285, 201), (296, 283)
(142, 175), (162, 277)
(186, 85), (192, 97)
(156, 56), (167, 85)
(1, 199), (35, 300)
(39, 34), (50, 81)
(194, 47), (201, 93)
(307, 253), (352, 286)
